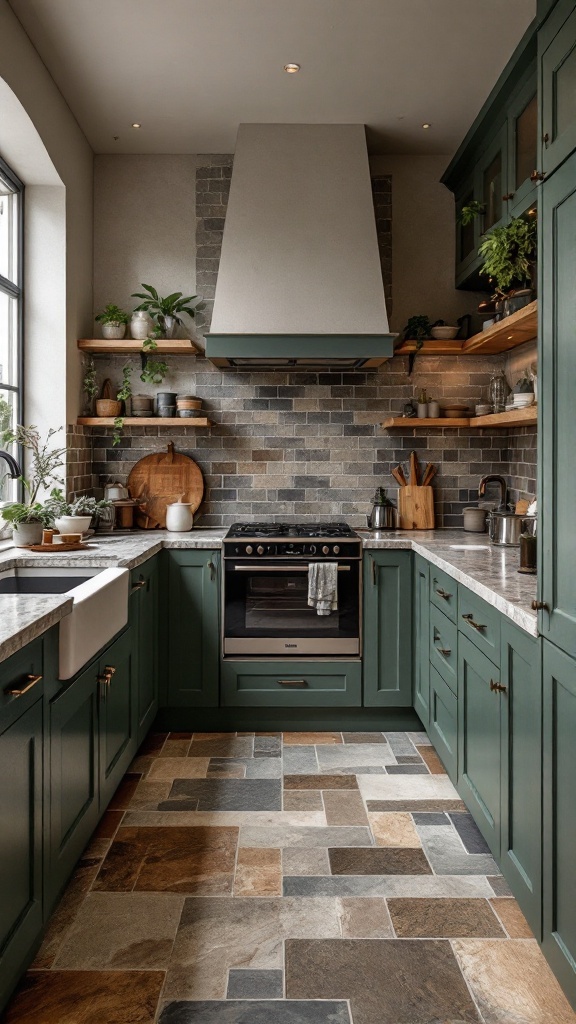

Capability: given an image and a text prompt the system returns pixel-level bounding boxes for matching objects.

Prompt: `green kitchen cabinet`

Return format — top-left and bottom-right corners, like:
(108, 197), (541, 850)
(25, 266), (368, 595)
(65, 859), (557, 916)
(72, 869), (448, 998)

(413, 555), (430, 725)
(221, 659), (361, 707)
(457, 635), (502, 856)
(539, 150), (576, 657)
(428, 664), (458, 782)
(507, 72), (539, 217)
(130, 558), (160, 743)
(500, 620), (542, 936)
(98, 627), (137, 808)
(540, 0), (576, 177)
(0, 649), (44, 1012)
(542, 639), (576, 1008)
(477, 121), (508, 234)
(363, 552), (412, 707)
(165, 550), (220, 707)
(47, 662), (99, 908)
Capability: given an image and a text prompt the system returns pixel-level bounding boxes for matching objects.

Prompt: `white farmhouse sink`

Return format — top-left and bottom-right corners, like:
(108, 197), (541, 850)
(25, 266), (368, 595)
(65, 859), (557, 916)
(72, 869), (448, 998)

(0, 566), (129, 679)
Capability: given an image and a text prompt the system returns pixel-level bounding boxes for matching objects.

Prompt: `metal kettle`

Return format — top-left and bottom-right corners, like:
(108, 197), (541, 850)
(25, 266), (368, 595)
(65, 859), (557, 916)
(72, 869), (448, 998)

(367, 487), (397, 530)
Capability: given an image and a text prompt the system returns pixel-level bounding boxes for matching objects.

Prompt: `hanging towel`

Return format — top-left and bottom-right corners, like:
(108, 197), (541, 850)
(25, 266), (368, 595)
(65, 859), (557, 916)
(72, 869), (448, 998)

(308, 562), (338, 616)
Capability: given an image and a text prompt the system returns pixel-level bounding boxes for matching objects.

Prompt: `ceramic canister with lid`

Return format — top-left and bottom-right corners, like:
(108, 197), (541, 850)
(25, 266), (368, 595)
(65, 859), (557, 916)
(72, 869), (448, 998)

(166, 502), (194, 532)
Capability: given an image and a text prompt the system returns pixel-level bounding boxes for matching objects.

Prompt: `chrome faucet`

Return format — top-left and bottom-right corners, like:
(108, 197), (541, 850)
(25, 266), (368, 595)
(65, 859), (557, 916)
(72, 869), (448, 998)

(478, 474), (508, 511)
(0, 449), (22, 480)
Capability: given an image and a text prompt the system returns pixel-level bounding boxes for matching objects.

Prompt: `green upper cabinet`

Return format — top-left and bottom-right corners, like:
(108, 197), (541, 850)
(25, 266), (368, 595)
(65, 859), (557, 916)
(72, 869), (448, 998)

(130, 558), (160, 743)
(477, 121), (508, 235)
(539, 149), (576, 657)
(542, 639), (576, 1007)
(363, 552), (412, 707)
(413, 555), (430, 725)
(540, 0), (576, 177)
(165, 550), (220, 707)
(508, 74), (539, 217)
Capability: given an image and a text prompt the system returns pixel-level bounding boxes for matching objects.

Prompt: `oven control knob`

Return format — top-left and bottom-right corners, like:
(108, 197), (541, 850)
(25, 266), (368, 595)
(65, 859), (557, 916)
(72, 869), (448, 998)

(309, 545), (316, 555)
(246, 545), (253, 555)
(322, 545), (330, 555)
(333, 545), (340, 554)
(257, 545), (265, 555)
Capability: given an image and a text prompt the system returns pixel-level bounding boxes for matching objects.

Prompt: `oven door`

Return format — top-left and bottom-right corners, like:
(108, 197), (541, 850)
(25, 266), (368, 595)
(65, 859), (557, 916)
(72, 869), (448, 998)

(223, 559), (361, 656)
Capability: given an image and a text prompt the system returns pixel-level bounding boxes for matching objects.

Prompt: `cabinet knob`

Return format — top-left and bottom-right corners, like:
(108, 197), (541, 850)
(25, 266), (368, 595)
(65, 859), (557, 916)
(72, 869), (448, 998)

(502, 192), (515, 201)
(490, 679), (507, 694)
(531, 600), (549, 611)
(530, 170), (545, 182)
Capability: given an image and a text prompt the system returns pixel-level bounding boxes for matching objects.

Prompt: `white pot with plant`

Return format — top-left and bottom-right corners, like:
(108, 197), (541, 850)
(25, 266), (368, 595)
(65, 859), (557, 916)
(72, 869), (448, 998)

(47, 490), (113, 536)
(0, 425), (67, 546)
(95, 303), (130, 340)
(131, 284), (202, 339)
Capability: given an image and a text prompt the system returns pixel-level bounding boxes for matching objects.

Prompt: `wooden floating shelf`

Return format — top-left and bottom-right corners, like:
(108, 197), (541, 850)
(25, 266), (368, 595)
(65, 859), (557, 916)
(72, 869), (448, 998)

(393, 301), (538, 357)
(77, 338), (201, 355)
(381, 406), (537, 431)
(77, 417), (212, 427)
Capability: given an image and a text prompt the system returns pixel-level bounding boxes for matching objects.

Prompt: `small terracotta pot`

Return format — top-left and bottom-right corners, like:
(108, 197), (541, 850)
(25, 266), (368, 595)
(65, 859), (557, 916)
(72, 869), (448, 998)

(96, 399), (122, 417)
(176, 396), (202, 411)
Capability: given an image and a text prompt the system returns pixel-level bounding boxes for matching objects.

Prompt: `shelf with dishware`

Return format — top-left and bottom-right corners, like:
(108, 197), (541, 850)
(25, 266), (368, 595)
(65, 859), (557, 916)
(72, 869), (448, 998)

(77, 339), (201, 355)
(381, 406), (537, 431)
(77, 417), (212, 427)
(393, 301), (537, 357)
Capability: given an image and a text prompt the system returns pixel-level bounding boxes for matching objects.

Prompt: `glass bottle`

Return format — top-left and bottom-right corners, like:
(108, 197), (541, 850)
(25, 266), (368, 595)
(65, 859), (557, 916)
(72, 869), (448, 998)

(488, 370), (510, 413)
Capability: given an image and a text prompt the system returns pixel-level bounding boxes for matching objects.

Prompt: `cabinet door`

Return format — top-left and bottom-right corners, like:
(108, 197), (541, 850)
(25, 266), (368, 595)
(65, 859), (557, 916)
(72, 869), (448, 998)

(500, 621), (542, 937)
(540, 0), (576, 176)
(363, 552), (412, 707)
(166, 550), (220, 707)
(0, 697), (43, 1011)
(539, 151), (576, 657)
(458, 635), (502, 856)
(48, 666), (99, 907)
(507, 72), (539, 217)
(542, 639), (576, 1007)
(476, 123), (508, 234)
(98, 628), (137, 808)
(428, 665), (458, 783)
(131, 559), (159, 743)
(455, 177), (482, 286)
(413, 555), (430, 725)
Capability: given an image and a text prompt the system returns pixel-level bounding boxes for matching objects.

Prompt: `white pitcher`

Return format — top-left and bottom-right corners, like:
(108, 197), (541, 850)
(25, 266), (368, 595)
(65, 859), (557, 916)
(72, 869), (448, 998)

(166, 501), (194, 532)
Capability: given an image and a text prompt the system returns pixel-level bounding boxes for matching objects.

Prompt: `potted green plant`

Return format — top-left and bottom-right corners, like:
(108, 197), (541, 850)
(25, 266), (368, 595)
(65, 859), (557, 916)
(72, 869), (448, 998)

(0, 424), (66, 546)
(46, 489), (112, 535)
(95, 303), (130, 340)
(402, 314), (433, 375)
(112, 365), (133, 447)
(478, 217), (537, 303)
(131, 284), (201, 338)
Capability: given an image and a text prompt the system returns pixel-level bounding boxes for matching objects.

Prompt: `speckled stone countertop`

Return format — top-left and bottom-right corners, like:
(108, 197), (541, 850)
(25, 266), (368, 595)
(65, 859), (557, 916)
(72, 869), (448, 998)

(0, 526), (537, 665)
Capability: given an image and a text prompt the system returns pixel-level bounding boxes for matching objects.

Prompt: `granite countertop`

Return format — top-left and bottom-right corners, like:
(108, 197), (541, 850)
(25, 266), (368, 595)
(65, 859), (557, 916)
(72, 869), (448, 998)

(0, 526), (537, 665)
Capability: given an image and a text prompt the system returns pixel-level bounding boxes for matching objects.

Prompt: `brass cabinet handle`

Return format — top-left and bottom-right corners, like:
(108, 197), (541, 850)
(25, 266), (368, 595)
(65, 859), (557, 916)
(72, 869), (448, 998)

(435, 587), (452, 600)
(436, 645), (452, 656)
(530, 169), (545, 182)
(462, 612), (486, 632)
(490, 679), (507, 694)
(543, 132), (549, 146)
(371, 558), (377, 586)
(531, 600), (549, 611)
(208, 559), (217, 582)
(502, 192), (515, 201)
(5, 673), (43, 697)
(131, 577), (147, 592)
(277, 678), (308, 687)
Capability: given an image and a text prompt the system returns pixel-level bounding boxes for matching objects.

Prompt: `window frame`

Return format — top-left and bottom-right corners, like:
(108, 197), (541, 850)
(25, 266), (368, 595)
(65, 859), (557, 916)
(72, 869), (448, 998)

(0, 154), (24, 502)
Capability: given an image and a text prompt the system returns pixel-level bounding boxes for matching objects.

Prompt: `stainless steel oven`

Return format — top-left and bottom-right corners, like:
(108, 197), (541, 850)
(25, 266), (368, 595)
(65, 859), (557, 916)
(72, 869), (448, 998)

(222, 523), (362, 657)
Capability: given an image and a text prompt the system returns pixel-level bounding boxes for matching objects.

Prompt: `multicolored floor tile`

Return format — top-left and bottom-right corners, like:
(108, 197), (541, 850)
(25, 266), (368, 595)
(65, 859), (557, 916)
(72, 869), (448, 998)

(5, 729), (575, 1024)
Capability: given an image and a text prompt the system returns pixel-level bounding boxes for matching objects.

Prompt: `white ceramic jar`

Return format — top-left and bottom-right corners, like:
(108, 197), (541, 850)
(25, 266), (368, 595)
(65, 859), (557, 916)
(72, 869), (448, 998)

(166, 502), (194, 532)
(55, 515), (93, 536)
(102, 323), (126, 340)
(131, 311), (153, 340)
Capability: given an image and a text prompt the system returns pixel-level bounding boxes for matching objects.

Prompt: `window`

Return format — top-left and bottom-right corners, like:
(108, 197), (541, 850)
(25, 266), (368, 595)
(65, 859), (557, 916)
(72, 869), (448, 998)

(0, 156), (23, 502)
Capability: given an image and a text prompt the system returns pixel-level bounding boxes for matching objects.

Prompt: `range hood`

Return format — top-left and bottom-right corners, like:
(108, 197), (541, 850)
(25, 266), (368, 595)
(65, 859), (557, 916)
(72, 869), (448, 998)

(206, 124), (395, 369)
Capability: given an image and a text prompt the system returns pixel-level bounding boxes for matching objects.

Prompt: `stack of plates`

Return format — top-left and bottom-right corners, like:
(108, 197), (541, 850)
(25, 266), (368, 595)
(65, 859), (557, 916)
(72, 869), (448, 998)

(512, 393), (535, 408)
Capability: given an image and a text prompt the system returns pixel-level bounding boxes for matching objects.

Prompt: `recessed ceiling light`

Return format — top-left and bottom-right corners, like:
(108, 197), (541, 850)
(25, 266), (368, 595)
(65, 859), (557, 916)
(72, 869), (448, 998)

(422, 123), (431, 129)
(284, 63), (300, 73)
(132, 122), (142, 129)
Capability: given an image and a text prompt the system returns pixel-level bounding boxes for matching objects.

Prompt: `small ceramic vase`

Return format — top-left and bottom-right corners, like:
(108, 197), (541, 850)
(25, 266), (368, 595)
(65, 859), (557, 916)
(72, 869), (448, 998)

(131, 311), (153, 340)
(166, 502), (194, 532)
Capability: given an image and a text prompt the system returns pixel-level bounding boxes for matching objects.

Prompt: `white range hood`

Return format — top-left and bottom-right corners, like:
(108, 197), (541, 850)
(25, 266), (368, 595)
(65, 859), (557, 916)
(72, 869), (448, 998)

(206, 123), (395, 369)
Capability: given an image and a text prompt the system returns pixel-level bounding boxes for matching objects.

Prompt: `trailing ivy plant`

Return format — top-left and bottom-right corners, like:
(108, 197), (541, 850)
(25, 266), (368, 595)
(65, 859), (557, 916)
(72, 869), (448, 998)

(478, 217), (537, 294)
(140, 357), (169, 386)
(82, 356), (98, 414)
(458, 200), (485, 226)
(402, 315), (433, 376)
(112, 365), (133, 447)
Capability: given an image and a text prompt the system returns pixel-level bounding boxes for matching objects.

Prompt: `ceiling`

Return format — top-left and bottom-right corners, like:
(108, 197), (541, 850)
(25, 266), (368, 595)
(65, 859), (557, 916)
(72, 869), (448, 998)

(8, 0), (535, 156)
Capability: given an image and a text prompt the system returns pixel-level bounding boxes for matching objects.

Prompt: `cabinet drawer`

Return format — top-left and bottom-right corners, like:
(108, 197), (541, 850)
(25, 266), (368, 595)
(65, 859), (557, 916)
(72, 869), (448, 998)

(428, 665), (458, 783)
(429, 604), (458, 694)
(458, 586), (501, 662)
(430, 566), (457, 622)
(221, 661), (362, 707)
(0, 638), (44, 719)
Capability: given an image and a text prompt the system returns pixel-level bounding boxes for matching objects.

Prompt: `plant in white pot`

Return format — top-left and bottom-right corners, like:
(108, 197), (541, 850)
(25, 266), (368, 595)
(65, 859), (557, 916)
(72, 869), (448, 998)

(0, 424), (67, 546)
(95, 303), (130, 340)
(131, 284), (202, 338)
(46, 490), (113, 536)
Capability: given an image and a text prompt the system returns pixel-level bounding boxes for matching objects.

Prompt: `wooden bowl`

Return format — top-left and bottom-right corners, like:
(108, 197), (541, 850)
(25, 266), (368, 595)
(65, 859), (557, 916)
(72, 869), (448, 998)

(96, 399), (122, 417)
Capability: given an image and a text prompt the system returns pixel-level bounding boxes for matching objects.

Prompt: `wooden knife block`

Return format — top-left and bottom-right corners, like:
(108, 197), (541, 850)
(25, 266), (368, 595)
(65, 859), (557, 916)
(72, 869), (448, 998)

(398, 485), (435, 530)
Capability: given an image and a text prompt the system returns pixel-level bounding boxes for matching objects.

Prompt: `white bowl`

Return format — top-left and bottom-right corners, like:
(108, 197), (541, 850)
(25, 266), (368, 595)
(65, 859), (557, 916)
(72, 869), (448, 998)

(55, 515), (93, 535)
(513, 394), (535, 406)
(430, 326), (459, 340)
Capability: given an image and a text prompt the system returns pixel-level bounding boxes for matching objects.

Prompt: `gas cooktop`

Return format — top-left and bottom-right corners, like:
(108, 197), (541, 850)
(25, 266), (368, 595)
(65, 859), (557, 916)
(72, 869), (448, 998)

(226, 522), (358, 539)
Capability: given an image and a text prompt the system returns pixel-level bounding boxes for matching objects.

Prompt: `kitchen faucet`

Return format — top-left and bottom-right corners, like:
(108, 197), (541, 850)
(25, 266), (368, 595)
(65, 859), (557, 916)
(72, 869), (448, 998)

(0, 449), (22, 481)
(478, 474), (508, 511)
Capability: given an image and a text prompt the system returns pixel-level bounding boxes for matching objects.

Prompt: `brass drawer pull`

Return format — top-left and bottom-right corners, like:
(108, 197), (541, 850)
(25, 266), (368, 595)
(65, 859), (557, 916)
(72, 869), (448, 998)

(5, 673), (43, 697)
(531, 600), (549, 611)
(436, 587), (452, 600)
(436, 646), (452, 656)
(131, 577), (147, 592)
(462, 612), (486, 632)
(490, 679), (507, 694)
(277, 678), (308, 687)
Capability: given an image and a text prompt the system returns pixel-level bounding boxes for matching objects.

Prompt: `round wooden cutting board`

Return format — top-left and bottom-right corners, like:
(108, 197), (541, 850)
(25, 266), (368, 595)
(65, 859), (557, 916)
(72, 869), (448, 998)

(128, 442), (204, 528)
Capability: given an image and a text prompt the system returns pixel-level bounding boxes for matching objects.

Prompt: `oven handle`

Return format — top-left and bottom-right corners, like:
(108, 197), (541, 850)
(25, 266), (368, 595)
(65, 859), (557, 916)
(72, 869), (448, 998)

(232, 565), (351, 572)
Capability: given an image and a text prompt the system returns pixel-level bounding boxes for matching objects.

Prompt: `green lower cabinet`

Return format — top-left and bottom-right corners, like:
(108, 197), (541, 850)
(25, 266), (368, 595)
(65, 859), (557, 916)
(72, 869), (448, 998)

(98, 628), (137, 809)
(363, 552), (412, 706)
(130, 558), (160, 744)
(457, 635), (502, 856)
(428, 665), (458, 782)
(221, 660), (362, 707)
(48, 665), (99, 908)
(0, 694), (43, 1011)
(165, 550), (220, 707)
(413, 555), (430, 725)
(500, 621), (542, 937)
(542, 639), (576, 1009)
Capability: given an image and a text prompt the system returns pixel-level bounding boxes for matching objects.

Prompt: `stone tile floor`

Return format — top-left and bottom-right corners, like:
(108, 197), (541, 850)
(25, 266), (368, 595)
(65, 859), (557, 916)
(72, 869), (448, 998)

(4, 730), (576, 1024)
